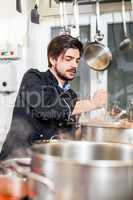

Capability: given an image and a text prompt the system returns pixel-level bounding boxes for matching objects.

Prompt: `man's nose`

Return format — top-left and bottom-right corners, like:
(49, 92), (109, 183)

(72, 60), (78, 68)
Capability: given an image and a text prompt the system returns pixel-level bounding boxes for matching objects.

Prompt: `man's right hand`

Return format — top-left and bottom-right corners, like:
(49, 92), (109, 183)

(91, 89), (107, 109)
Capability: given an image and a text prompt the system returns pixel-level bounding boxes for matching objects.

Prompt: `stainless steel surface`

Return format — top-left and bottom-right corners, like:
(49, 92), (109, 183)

(81, 122), (133, 144)
(83, 0), (112, 71)
(30, 141), (133, 200)
(0, 157), (54, 197)
(83, 43), (112, 70)
(119, 0), (132, 51)
(3, 157), (31, 166)
(0, 161), (29, 198)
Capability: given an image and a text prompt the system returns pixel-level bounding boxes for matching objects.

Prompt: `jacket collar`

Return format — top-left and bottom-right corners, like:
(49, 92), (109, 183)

(47, 69), (59, 86)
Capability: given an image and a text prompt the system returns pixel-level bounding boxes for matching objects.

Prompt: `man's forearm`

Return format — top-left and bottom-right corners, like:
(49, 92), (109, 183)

(72, 89), (107, 115)
(72, 100), (95, 115)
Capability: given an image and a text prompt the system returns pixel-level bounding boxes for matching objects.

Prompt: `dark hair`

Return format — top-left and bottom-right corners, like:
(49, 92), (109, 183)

(47, 34), (83, 68)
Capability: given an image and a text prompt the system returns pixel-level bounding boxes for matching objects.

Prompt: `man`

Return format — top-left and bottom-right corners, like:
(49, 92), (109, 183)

(0, 34), (106, 160)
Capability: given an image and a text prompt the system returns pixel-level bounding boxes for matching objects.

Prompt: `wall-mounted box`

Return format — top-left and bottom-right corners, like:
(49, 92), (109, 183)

(0, 61), (17, 93)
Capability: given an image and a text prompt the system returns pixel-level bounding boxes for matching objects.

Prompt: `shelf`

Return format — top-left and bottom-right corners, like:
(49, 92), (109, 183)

(0, 46), (22, 60)
(55, 0), (130, 4)
(0, 56), (21, 60)
(78, 0), (130, 5)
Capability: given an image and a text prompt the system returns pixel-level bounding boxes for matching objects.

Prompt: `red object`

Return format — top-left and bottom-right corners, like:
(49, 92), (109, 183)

(10, 51), (14, 55)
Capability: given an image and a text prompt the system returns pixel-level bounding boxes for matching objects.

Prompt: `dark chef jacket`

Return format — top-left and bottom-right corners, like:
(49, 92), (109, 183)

(0, 69), (77, 160)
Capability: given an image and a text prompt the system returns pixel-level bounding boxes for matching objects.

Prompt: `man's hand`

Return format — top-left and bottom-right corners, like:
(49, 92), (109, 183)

(72, 89), (107, 115)
(91, 89), (107, 109)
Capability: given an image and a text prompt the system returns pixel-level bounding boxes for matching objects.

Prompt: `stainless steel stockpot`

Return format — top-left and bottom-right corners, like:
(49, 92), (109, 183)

(81, 122), (133, 144)
(30, 141), (133, 200)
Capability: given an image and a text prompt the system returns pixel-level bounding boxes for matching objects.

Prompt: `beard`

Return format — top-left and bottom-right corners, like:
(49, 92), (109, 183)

(55, 67), (76, 81)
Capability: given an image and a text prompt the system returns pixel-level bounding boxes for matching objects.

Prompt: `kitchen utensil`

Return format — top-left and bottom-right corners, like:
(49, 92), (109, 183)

(31, 0), (40, 24)
(16, 0), (22, 13)
(59, 1), (70, 35)
(119, 0), (132, 51)
(30, 141), (133, 200)
(0, 157), (55, 196)
(131, 0), (133, 18)
(83, 0), (112, 71)
(0, 159), (29, 200)
(70, 0), (80, 38)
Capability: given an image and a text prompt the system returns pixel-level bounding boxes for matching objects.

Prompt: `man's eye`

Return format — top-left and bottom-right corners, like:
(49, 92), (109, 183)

(65, 58), (71, 61)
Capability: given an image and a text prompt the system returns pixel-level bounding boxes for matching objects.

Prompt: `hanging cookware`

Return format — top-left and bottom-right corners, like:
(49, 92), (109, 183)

(119, 0), (132, 51)
(31, 0), (40, 24)
(16, 0), (22, 13)
(83, 0), (112, 71)
(59, 1), (70, 35)
(70, 0), (80, 38)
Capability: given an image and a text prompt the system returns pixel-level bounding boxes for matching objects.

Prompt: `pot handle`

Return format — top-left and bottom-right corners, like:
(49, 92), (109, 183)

(9, 162), (55, 192)
(28, 171), (55, 192)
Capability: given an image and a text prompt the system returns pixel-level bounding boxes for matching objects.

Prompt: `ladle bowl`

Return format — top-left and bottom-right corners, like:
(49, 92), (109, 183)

(119, 37), (132, 51)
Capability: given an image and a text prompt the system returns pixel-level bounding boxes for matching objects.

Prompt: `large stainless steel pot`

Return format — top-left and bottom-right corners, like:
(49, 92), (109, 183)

(30, 141), (133, 200)
(81, 122), (133, 144)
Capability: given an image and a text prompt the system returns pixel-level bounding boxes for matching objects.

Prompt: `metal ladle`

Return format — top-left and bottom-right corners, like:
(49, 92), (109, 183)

(119, 0), (132, 51)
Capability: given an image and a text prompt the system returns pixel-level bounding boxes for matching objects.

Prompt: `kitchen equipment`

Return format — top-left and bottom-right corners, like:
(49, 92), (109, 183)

(119, 0), (132, 51)
(0, 61), (17, 93)
(31, 0), (40, 24)
(29, 141), (133, 200)
(81, 121), (133, 144)
(16, 0), (22, 13)
(59, 1), (71, 35)
(0, 158), (30, 200)
(83, 0), (112, 71)
(0, 157), (54, 198)
(70, 0), (80, 38)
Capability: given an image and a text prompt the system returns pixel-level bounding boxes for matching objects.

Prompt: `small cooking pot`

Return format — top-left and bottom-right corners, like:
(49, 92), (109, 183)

(83, 0), (112, 71)
(83, 42), (112, 71)
(0, 158), (30, 199)
(0, 157), (55, 199)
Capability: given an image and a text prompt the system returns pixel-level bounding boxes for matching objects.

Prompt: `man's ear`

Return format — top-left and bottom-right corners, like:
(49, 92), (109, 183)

(49, 57), (56, 66)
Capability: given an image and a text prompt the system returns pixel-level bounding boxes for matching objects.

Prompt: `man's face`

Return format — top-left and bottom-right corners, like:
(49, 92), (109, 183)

(51, 48), (80, 81)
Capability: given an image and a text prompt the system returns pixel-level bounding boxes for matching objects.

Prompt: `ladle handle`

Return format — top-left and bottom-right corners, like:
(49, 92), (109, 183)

(59, 2), (64, 28)
(131, 0), (133, 21)
(96, 0), (100, 33)
(122, 0), (128, 37)
(63, 2), (68, 31)
(95, 0), (104, 41)
(28, 171), (55, 192)
(73, 0), (80, 37)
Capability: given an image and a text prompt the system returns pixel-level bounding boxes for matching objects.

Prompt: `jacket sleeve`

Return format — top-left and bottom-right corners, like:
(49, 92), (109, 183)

(18, 70), (77, 122)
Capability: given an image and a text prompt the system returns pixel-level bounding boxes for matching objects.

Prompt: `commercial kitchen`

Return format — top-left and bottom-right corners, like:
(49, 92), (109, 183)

(0, 0), (133, 199)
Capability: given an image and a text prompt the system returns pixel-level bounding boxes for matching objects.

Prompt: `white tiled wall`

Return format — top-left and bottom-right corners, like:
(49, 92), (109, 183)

(0, 20), (51, 146)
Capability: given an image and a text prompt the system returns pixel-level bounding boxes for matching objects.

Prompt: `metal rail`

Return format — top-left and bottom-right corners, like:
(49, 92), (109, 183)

(78, 0), (130, 5)
(54, 0), (130, 5)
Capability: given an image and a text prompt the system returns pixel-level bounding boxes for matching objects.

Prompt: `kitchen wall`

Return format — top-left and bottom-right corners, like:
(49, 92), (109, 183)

(0, 0), (33, 145)
(0, 0), (54, 146)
